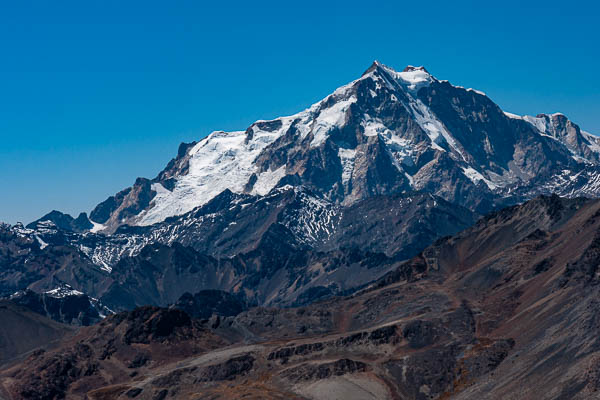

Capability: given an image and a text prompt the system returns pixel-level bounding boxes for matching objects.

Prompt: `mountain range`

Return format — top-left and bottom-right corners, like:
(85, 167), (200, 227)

(3, 194), (600, 399)
(1, 62), (599, 399)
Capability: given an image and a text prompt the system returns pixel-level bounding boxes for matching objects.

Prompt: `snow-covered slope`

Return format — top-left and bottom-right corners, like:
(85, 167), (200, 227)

(137, 126), (285, 226)
(82, 61), (599, 232)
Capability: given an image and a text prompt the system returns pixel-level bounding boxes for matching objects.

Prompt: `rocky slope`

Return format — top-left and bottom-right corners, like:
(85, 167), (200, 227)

(1, 189), (477, 310)
(0, 222), (110, 299)
(171, 290), (247, 319)
(4, 195), (600, 399)
(6, 288), (110, 326)
(0, 301), (74, 367)
(0, 306), (228, 400)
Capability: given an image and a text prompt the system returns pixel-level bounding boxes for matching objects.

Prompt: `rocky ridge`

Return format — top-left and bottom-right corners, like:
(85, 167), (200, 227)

(2, 189), (477, 310)
(4, 195), (600, 399)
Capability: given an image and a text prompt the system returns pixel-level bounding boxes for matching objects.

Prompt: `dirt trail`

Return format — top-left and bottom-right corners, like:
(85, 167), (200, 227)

(336, 301), (362, 333)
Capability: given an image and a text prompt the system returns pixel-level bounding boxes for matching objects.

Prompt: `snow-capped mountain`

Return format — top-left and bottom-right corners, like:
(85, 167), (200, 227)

(82, 61), (600, 233)
(5, 62), (600, 400)
(9, 61), (600, 310)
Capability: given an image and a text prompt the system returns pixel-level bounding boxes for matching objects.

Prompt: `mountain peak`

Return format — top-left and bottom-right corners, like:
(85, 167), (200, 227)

(72, 62), (600, 231)
(362, 61), (434, 93)
(362, 60), (386, 76)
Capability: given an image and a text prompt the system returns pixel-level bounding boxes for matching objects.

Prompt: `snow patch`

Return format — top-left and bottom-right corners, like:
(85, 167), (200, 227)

(310, 96), (357, 147)
(45, 285), (84, 298)
(89, 221), (105, 233)
(582, 131), (600, 154)
(503, 111), (522, 119)
(462, 167), (497, 190)
(338, 148), (356, 185)
(398, 68), (432, 89)
(35, 235), (48, 249)
(151, 182), (169, 195)
(362, 118), (390, 137)
(378, 63), (433, 93)
(467, 88), (486, 96)
(523, 115), (549, 135)
(252, 166), (287, 195)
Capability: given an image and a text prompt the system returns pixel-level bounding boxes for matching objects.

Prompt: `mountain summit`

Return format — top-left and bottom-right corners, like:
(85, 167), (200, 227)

(72, 62), (600, 233)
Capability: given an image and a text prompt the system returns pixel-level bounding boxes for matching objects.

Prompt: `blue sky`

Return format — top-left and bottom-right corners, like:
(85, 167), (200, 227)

(1, 0), (598, 224)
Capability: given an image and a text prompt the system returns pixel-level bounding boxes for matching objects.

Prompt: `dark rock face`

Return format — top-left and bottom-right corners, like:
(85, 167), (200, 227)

(402, 319), (439, 349)
(266, 324), (401, 363)
(16, 343), (99, 400)
(386, 346), (460, 400)
(152, 354), (255, 386)
(420, 80), (524, 172)
(561, 229), (600, 286)
(90, 178), (156, 231)
(116, 307), (192, 344)
(156, 141), (199, 182)
(8, 289), (104, 326)
(172, 290), (247, 319)
(27, 211), (93, 232)
(280, 358), (368, 382)
(319, 191), (477, 257)
(89, 187), (132, 224)
(124, 387), (142, 398)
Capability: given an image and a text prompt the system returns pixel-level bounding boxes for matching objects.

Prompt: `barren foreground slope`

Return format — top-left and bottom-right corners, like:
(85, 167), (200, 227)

(3, 195), (600, 399)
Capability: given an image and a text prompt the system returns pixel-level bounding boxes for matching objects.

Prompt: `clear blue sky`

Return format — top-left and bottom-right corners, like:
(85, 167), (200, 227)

(1, 0), (598, 224)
